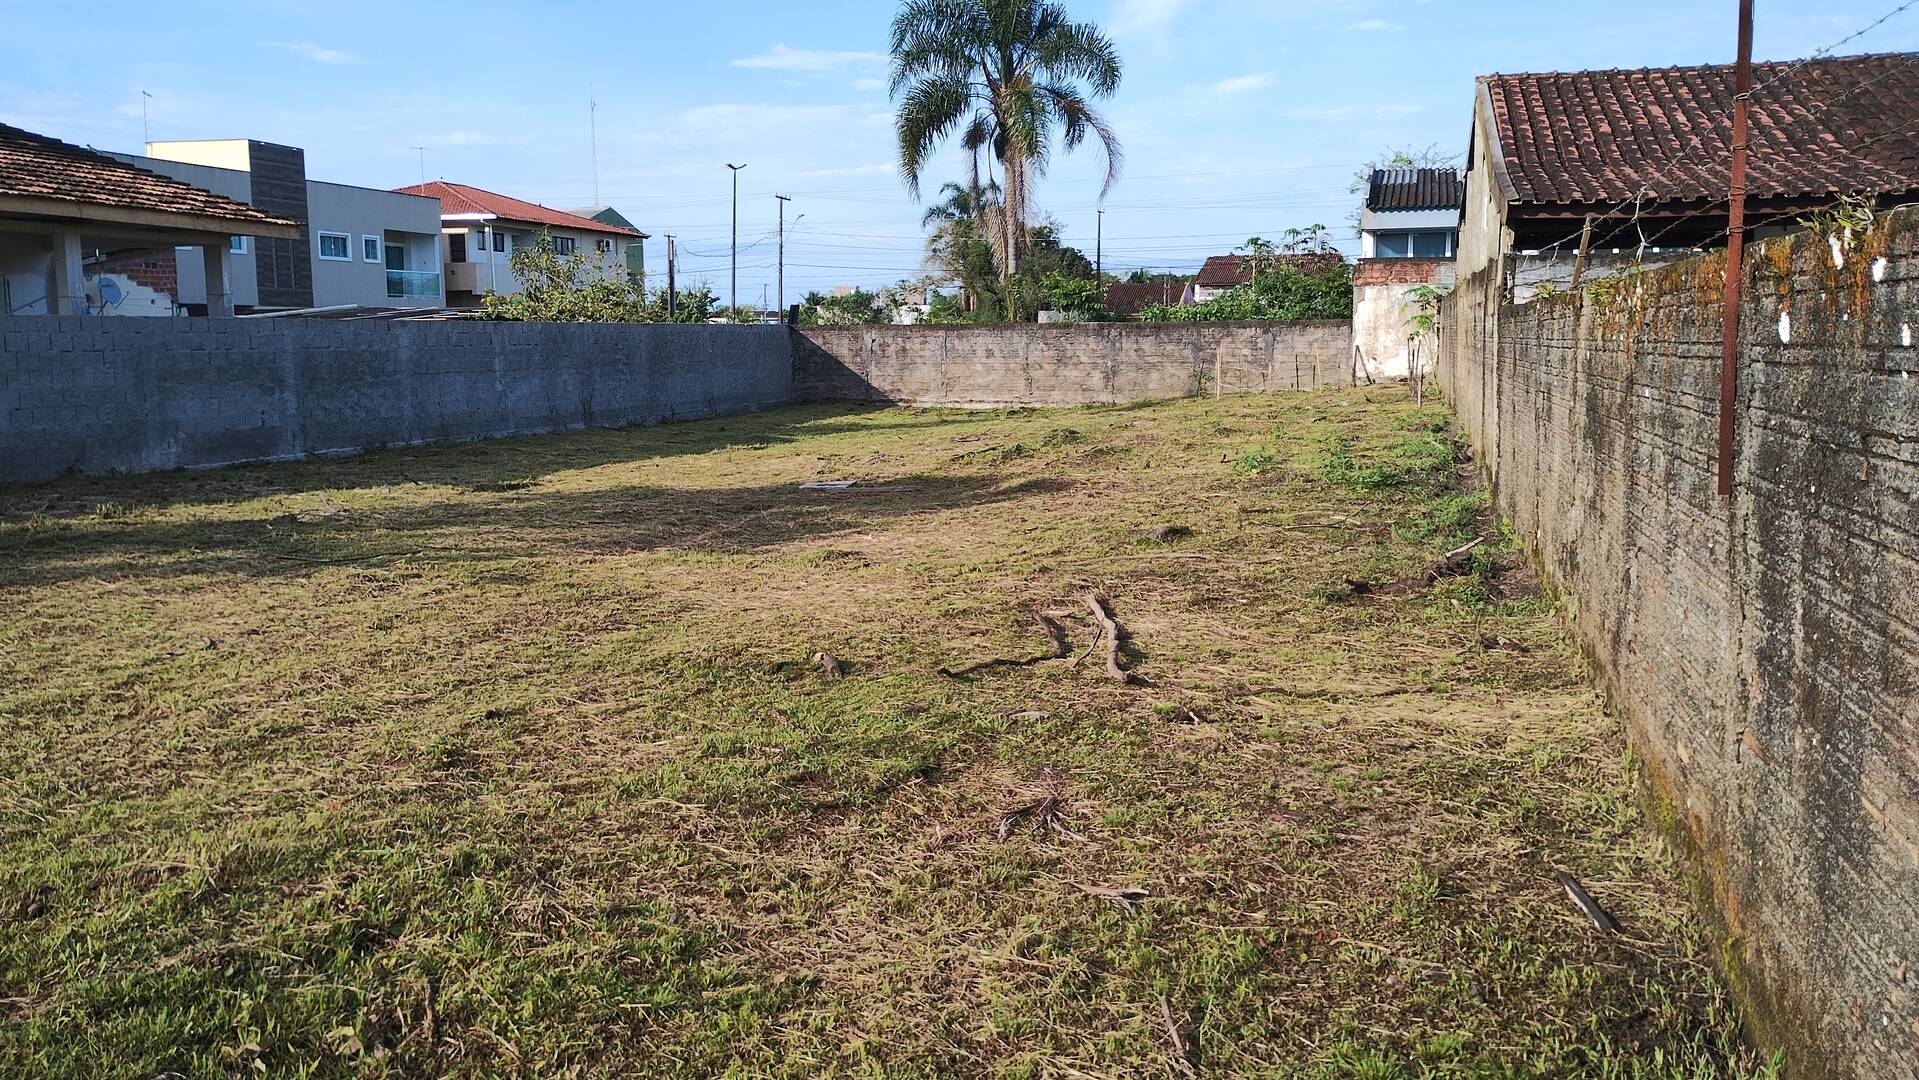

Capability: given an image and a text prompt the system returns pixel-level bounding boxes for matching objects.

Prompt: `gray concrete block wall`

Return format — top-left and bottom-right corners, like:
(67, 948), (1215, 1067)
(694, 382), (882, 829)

(1440, 208), (1919, 1079)
(0, 319), (792, 484)
(793, 321), (1352, 406)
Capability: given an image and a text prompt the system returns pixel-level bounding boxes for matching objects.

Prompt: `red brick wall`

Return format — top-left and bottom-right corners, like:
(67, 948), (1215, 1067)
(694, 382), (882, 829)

(91, 249), (179, 301)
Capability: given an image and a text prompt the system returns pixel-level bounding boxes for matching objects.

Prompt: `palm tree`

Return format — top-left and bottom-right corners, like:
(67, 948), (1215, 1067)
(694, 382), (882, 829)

(891, 0), (1123, 302)
(920, 180), (1001, 313)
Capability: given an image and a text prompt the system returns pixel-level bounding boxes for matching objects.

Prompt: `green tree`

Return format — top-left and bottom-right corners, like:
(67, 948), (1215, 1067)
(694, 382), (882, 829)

(482, 231), (716, 323)
(1139, 262), (1353, 323)
(482, 232), (643, 322)
(891, 0), (1123, 312)
(798, 289), (896, 326)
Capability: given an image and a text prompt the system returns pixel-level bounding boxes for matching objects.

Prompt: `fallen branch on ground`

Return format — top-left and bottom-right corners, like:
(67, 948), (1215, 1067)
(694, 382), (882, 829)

(1070, 882), (1150, 912)
(1554, 871), (1620, 933)
(938, 612), (1071, 679)
(1085, 591), (1135, 684)
(1427, 537), (1486, 581)
(1159, 996), (1198, 1077)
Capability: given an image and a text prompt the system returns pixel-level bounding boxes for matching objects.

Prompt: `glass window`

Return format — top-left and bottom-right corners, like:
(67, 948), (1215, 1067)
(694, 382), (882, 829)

(552, 236), (576, 257)
(1413, 232), (1452, 258)
(362, 235), (382, 262)
(1374, 232), (1412, 258)
(229, 235), (249, 255)
(448, 232), (466, 263)
(316, 232), (351, 261)
(494, 232), (508, 253)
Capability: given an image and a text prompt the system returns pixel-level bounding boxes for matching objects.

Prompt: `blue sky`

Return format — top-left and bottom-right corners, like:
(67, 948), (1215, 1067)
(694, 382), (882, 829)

(7, 0), (1919, 302)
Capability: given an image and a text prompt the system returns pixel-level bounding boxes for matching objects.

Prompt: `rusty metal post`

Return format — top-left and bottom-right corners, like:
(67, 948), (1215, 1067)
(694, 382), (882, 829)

(1718, 0), (1755, 498)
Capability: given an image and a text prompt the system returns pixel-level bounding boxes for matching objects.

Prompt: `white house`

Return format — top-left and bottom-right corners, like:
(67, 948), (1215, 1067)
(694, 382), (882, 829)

(105, 138), (446, 313)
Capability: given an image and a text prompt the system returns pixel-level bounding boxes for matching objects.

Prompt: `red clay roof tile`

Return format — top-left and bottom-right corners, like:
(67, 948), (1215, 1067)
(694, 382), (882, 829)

(1483, 52), (1919, 207)
(395, 181), (642, 236)
(0, 122), (299, 229)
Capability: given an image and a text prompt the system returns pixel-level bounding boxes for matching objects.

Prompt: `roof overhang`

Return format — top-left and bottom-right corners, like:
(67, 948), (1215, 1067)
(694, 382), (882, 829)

(1474, 79), (1520, 205)
(0, 194), (300, 239)
(442, 212), (498, 222)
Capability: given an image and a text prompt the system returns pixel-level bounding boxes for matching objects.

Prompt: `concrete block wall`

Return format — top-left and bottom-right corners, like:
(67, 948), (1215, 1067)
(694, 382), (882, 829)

(1439, 208), (1919, 1078)
(794, 321), (1352, 406)
(0, 319), (792, 484)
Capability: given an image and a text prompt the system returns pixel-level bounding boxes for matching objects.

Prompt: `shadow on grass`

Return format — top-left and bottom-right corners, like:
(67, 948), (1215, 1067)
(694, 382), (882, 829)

(0, 473), (1072, 587)
(0, 400), (1036, 520)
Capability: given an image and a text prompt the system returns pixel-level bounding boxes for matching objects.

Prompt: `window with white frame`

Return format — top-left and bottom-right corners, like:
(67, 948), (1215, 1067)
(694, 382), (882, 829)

(317, 231), (352, 261)
(595, 237), (613, 254)
(552, 236), (576, 257)
(362, 235), (382, 263)
(229, 235), (249, 255)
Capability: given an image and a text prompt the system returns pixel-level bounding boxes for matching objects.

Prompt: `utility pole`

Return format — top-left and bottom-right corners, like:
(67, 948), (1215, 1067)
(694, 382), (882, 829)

(776, 194), (792, 321)
(1095, 208), (1104, 281)
(726, 163), (747, 314)
(140, 91), (152, 146)
(1717, 0), (1754, 499)
(665, 235), (677, 319)
(410, 146), (427, 186)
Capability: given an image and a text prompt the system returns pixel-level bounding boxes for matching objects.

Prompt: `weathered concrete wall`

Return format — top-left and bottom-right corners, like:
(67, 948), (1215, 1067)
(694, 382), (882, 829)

(0, 319), (791, 484)
(793, 321), (1351, 405)
(1439, 209), (1919, 1078)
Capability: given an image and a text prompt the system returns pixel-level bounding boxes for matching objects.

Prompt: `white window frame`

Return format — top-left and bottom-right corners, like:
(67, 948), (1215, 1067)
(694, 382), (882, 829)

(362, 235), (383, 263)
(229, 235), (250, 255)
(316, 231), (353, 262)
(551, 235), (576, 257)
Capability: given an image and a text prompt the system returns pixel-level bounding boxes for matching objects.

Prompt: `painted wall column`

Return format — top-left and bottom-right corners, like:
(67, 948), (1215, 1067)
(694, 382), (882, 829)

(201, 242), (234, 316)
(48, 229), (84, 315)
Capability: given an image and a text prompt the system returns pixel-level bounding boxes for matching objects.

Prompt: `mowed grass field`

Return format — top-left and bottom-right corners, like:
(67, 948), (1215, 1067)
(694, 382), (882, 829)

(0, 388), (1772, 1079)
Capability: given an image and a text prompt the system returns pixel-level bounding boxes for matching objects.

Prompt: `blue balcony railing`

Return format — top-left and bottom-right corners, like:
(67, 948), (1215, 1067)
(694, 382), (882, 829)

(386, 270), (441, 300)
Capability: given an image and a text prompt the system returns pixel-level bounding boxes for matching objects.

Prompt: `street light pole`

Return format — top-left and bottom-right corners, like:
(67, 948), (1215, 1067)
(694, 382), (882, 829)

(726, 163), (747, 314)
(776, 194), (792, 322)
(1095, 208), (1104, 281)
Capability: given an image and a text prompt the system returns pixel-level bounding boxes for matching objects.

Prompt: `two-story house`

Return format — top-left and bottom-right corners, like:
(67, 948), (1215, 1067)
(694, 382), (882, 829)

(1352, 168), (1463, 382)
(396, 182), (643, 308)
(106, 138), (445, 313)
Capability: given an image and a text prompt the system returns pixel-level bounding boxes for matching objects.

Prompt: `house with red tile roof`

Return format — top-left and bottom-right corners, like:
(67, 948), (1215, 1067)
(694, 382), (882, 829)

(0, 122), (299, 316)
(1192, 252), (1345, 302)
(1459, 52), (1919, 300)
(395, 181), (645, 308)
(1103, 279), (1193, 319)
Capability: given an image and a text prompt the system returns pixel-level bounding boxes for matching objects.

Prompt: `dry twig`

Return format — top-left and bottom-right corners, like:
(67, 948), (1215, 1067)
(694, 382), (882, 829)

(1085, 591), (1135, 684)
(939, 612), (1071, 679)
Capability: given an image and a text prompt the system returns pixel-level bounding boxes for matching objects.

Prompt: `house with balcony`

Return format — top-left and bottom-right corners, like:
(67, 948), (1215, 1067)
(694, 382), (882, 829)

(561, 204), (649, 286)
(100, 138), (444, 313)
(396, 182), (643, 308)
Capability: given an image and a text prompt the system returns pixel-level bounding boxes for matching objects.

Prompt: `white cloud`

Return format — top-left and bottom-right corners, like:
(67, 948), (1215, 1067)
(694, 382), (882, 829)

(1207, 73), (1274, 96)
(1343, 18), (1401, 32)
(1112, 0), (1197, 35)
(852, 77), (888, 93)
(260, 41), (364, 64)
(730, 44), (885, 72)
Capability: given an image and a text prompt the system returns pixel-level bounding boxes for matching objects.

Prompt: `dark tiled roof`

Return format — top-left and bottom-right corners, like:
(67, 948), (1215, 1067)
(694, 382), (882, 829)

(0, 122), (299, 229)
(397, 181), (642, 236)
(1483, 52), (1919, 207)
(1352, 258), (1453, 287)
(1366, 168), (1465, 211)
(1104, 280), (1192, 317)
(1195, 253), (1345, 286)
